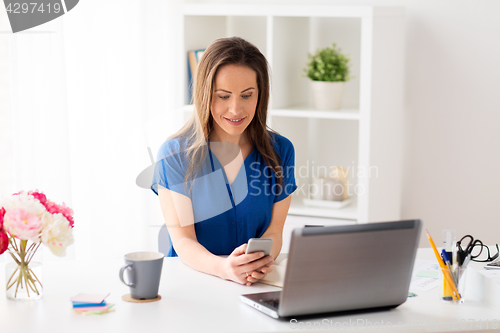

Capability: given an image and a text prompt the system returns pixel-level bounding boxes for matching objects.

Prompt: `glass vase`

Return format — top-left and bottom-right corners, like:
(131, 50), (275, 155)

(5, 239), (43, 301)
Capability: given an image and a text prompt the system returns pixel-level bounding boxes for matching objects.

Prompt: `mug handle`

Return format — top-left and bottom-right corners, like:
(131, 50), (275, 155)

(119, 264), (135, 287)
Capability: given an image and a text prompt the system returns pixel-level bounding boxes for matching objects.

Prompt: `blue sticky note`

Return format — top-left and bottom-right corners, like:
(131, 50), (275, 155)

(73, 301), (106, 308)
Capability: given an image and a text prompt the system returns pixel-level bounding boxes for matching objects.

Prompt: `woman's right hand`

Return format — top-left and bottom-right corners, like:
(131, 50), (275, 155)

(219, 244), (274, 285)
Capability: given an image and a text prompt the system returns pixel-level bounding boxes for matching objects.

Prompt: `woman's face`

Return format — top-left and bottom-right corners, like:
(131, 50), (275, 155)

(210, 64), (258, 142)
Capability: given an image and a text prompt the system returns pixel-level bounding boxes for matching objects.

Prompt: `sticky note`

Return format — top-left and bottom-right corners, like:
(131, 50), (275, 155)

(415, 270), (439, 278)
(72, 301), (106, 308)
(73, 305), (109, 312)
(70, 293), (110, 304)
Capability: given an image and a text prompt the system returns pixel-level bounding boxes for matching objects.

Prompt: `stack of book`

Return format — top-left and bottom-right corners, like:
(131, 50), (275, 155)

(186, 49), (205, 104)
(70, 293), (114, 315)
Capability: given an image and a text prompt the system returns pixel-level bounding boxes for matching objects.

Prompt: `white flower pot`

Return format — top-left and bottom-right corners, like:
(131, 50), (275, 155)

(310, 81), (345, 110)
(309, 176), (346, 201)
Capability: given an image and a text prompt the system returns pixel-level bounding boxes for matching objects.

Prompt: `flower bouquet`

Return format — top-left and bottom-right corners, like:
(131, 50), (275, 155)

(0, 190), (74, 300)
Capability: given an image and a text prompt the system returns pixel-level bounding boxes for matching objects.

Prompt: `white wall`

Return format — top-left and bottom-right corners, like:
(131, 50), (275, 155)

(0, 0), (180, 260)
(1, 0), (499, 256)
(189, 0), (500, 247)
(0, 3), (13, 197)
(399, 1), (500, 247)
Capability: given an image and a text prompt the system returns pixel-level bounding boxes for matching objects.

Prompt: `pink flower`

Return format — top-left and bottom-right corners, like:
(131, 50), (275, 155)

(27, 190), (48, 205)
(45, 201), (74, 228)
(0, 207), (5, 230)
(0, 231), (8, 255)
(3, 208), (43, 242)
(9, 191), (75, 229)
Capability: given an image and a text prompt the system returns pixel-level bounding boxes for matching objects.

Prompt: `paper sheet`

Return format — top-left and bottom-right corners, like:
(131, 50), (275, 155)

(479, 269), (500, 285)
(409, 260), (440, 292)
(260, 258), (287, 287)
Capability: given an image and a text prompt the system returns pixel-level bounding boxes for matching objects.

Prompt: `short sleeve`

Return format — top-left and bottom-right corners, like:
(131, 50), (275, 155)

(273, 134), (298, 203)
(151, 139), (189, 197)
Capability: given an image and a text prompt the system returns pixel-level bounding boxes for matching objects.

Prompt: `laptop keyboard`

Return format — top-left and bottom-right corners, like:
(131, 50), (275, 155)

(260, 298), (280, 309)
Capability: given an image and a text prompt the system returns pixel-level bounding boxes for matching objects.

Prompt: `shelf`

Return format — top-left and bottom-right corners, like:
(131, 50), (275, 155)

(181, 104), (360, 120)
(288, 196), (358, 220)
(178, 5), (405, 224)
(182, 4), (403, 18)
(271, 104), (360, 120)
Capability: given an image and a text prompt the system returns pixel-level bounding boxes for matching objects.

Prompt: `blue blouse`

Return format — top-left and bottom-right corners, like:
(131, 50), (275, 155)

(151, 131), (297, 257)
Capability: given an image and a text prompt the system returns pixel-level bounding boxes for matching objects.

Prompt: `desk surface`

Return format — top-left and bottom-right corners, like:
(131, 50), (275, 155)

(1, 249), (500, 333)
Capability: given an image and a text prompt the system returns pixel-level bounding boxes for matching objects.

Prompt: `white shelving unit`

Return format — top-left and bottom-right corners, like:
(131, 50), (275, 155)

(177, 4), (405, 226)
(271, 108), (360, 121)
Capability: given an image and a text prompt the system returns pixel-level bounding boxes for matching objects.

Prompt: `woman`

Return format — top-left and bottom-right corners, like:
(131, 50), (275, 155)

(151, 37), (297, 286)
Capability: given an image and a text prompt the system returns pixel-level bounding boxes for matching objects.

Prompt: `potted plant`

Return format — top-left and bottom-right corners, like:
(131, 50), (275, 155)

(304, 43), (351, 110)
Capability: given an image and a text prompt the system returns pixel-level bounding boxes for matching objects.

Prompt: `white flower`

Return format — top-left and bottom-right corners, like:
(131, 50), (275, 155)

(41, 213), (74, 257)
(0, 192), (46, 219)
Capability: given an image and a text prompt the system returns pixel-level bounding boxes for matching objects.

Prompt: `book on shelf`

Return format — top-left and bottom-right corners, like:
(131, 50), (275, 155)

(186, 49), (206, 104)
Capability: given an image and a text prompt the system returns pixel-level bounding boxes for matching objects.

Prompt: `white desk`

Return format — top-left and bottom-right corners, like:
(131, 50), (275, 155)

(1, 249), (500, 333)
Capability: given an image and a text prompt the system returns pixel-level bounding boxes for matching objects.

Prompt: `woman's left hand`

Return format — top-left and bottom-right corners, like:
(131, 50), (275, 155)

(245, 261), (274, 286)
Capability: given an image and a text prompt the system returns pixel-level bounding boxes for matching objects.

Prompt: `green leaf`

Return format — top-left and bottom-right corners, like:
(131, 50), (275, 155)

(303, 43), (351, 82)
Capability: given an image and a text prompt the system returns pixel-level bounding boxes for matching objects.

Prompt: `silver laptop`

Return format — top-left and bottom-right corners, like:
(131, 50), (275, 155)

(241, 219), (421, 318)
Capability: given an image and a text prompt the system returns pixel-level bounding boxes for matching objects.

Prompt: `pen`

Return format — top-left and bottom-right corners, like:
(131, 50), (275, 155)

(443, 229), (454, 269)
(427, 230), (461, 301)
(452, 240), (458, 268)
(441, 249), (452, 265)
(462, 253), (471, 269)
(458, 253), (472, 281)
(447, 261), (458, 286)
(442, 249), (458, 286)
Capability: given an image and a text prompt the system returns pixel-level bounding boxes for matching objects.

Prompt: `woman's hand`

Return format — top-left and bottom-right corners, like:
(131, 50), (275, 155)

(245, 262), (274, 286)
(220, 244), (274, 285)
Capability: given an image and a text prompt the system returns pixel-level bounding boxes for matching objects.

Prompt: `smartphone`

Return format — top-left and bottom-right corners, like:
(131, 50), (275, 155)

(245, 238), (273, 256)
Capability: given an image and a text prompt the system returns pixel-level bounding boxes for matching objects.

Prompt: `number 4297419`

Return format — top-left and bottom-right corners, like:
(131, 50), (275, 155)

(6, 2), (62, 14)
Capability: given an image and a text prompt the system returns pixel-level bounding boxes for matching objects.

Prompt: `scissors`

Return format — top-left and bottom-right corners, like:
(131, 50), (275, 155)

(456, 235), (483, 266)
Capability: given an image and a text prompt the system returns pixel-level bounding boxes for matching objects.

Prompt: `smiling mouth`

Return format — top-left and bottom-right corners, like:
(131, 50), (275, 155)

(224, 117), (246, 124)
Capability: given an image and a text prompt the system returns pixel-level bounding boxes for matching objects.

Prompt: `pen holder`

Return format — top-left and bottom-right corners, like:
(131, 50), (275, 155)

(440, 266), (466, 304)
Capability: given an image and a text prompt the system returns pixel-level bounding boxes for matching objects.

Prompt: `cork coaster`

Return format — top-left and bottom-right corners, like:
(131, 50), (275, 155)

(122, 294), (162, 303)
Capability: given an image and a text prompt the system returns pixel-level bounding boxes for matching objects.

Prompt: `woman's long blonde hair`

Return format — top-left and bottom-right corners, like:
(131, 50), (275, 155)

(171, 36), (282, 186)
